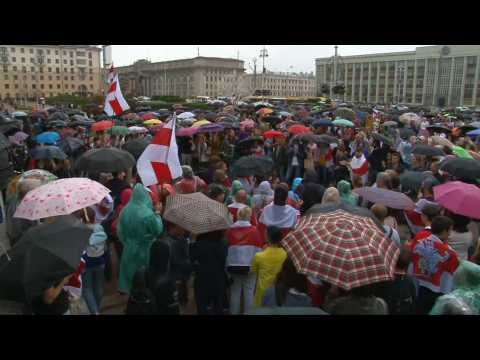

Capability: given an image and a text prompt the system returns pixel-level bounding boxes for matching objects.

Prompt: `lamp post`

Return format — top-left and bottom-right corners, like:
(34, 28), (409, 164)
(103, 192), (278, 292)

(259, 46), (268, 100)
(396, 64), (405, 104)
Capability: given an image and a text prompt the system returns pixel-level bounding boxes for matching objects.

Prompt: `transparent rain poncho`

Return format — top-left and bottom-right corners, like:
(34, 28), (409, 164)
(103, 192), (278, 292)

(430, 261), (480, 315)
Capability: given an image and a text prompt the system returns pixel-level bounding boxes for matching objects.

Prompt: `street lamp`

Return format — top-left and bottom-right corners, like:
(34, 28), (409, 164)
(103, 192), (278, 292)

(259, 46), (268, 99)
(396, 64), (405, 104)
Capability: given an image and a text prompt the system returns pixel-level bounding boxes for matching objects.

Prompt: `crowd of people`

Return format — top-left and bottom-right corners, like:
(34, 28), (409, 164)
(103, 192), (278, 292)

(1, 100), (480, 315)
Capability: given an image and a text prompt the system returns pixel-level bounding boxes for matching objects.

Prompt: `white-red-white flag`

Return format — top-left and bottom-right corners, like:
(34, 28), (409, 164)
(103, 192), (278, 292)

(107, 64), (115, 84)
(136, 116), (182, 186)
(104, 74), (130, 116)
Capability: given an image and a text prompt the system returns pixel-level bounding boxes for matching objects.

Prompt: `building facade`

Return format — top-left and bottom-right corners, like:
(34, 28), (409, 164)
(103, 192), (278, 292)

(116, 57), (245, 99)
(243, 71), (316, 98)
(0, 45), (102, 102)
(316, 45), (480, 107)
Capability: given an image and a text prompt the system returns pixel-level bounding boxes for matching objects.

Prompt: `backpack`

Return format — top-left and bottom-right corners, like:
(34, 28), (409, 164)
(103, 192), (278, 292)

(384, 274), (416, 315)
(125, 268), (158, 315)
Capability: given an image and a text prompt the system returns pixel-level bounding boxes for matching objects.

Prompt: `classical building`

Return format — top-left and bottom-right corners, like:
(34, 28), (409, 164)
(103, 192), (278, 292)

(0, 45), (102, 102)
(243, 71), (316, 97)
(316, 45), (480, 107)
(116, 57), (245, 99)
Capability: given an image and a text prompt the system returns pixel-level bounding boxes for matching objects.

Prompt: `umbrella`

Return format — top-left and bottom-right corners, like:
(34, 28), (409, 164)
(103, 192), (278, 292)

(312, 119), (332, 128)
(332, 118), (354, 127)
(123, 138), (150, 160)
(177, 112), (196, 120)
(232, 155), (273, 177)
(452, 145), (473, 159)
(47, 120), (67, 129)
(316, 134), (338, 145)
(19, 169), (57, 184)
(29, 111), (47, 119)
(469, 121), (480, 128)
(58, 137), (85, 156)
(75, 148), (136, 173)
(281, 209), (399, 291)
(427, 125), (452, 134)
(289, 132), (318, 145)
(262, 116), (282, 125)
(192, 119), (211, 128)
(108, 125), (129, 136)
(204, 112), (217, 120)
(256, 108), (274, 116)
(30, 146), (67, 160)
(36, 131), (61, 144)
(177, 127), (199, 137)
(14, 178), (110, 221)
(354, 187), (415, 210)
(440, 158), (480, 180)
(218, 121), (240, 129)
(141, 113), (157, 121)
(288, 124), (311, 135)
(12, 111), (27, 118)
(8, 131), (29, 146)
(434, 181), (480, 220)
(400, 171), (436, 192)
(0, 132), (10, 149)
(0, 215), (91, 302)
(278, 111), (292, 117)
(431, 135), (454, 148)
(240, 119), (256, 130)
(399, 128), (415, 140)
(412, 145), (445, 157)
(263, 130), (284, 140)
(382, 121), (398, 127)
(467, 129), (480, 138)
(335, 107), (355, 121)
(91, 120), (114, 132)
(128, 126), (148, 134)
(372, 133), (394, 146)
(399, 113), (420, 125)
(197, 123), (225, 134)
(459, 125), (477, 134)
(163, 192), (232, 235)
(143, 119), (162, 126)
(49, 112), (69, 121)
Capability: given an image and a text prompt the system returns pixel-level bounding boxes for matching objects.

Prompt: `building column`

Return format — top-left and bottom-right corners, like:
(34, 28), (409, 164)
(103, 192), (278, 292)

(472, 56), (480, 106)
(447, 58), (455, 106)
(412, 59), (418, 104)
(359, 63), (364, 102)
(403, 61), (408, 102)
(351, 64), (355, 101)
(375, 62), (380, 103)
(422, 59), (428, 105)
(432, 58), (440, 106)
(460, 56), (467, 105)
(384, 62), (389, 104)
(393, 61), (398, 103)
(344, 65), (348, 101)
(367, 63), (372, 103)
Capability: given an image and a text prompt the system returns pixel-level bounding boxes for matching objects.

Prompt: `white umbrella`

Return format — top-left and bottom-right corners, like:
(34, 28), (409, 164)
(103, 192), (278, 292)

(177, 112), (196, 119)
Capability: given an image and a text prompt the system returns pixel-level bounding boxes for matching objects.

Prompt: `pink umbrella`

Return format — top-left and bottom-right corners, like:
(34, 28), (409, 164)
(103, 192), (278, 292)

(240, 119), (256, 130)
(177, 127), (199, 137)
(14, 178), (110, 221)
(434, 181), (480, 219)
(8, 131), (29, 146)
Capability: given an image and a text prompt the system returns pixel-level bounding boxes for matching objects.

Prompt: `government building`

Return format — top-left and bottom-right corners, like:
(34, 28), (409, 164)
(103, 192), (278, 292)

(316, 45), (480, 107)
(116, 57), (245, 99)
(244, 71), (316, 98)
(0, 45), (103, 102)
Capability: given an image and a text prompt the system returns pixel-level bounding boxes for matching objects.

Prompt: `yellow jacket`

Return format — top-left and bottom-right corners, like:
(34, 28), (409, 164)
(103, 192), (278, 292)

(251, 246), (287, 306)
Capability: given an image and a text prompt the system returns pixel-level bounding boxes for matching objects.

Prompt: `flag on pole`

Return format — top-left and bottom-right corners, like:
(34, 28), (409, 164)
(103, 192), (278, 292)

(137, 116), (182, 186)
(107, 64), (115, 84)
(104, 73), (130, 116)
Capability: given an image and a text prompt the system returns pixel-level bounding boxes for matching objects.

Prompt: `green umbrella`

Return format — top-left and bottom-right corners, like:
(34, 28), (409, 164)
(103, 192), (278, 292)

(333, 118), (354, 127)
(108, 126), (129, 136)
(452, 145), (474, 159)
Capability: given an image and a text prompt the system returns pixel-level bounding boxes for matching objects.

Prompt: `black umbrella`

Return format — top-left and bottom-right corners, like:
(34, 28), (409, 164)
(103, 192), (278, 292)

(30, 112), (47, 119)
(49, 112), (69, 121)
(372, 133), (394, 146)
(58, 137), (86, 156)
(289, 133), (318, 145)
(0, 215), (91, 302)
(316, 134), (338, 145)
(312, 119), (333, 128)
(459, 125), (477, 134)
(232, 155), (273, 177)
(440, 158), (480, 181)
(236, 136), (263, 149)
(0, 132), (9, 149)
(427, 125), (452, 134)
(75, 147), (136, 173)
(123, 138), (150, 160)
(399, 128), (415, 140)
(262, 116), (282, 125)
(30, 146), (67, 160)
(71, 114), (91, 122)
(400, 171), (435, 192)
(412, 145), (445, 157)
(47, 120), (67, 129)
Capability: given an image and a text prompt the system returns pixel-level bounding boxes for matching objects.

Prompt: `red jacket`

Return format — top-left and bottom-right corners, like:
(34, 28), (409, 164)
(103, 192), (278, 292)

(226, 222), (264, 267)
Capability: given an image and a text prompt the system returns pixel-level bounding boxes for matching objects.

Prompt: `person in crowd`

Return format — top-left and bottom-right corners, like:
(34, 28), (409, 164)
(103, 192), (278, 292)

(226, 207), (263, 314)
(321, 187), (340, 205)
(286, 143), (305, 183)
(251, 226), (287, 307)
(262, 257), (313, 307)
(371, 203), (401, 247)
(447, 213), (475, 261)
(190, 230), (228, 315)
(368, 140), (388, 185)
(298, 170), (325, 215)
(405, 203), (441, 243)
(175, 165), (207, 194)
(374, 172), (392, 189)
(27, 274), (73, 315)
(337, 180), (359, 206)
(258, 183), (299, 243)
(252, 180), (274, 218)
(106, 171), (131, 208)
(349, 147), (370, 186)
(208, 183), (227, 204)
(287, 177), (303, 208)
(324, 283), (389, 315)
(409, 216), (460, 314)
(6, 178), (42, 247)
(118, 184), (164, 295)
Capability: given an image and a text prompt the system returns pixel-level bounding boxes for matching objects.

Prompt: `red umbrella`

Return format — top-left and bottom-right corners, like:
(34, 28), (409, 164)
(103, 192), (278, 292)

(91, 120), (114, 132)
(263, 130), (284, 139)
(142, 113), (157, 121)
(288, 124), (311, 135)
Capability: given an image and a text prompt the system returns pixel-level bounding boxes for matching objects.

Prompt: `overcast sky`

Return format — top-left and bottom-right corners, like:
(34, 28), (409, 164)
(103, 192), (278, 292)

(110, 45), (429, 73)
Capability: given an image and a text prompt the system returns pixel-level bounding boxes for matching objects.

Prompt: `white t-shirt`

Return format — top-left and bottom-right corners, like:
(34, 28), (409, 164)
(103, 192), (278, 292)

(449, 231), (473, 260)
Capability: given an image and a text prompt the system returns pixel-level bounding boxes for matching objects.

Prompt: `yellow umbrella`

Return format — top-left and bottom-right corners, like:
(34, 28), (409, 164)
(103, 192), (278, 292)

(257, 108), (274, 116)
(192, 120), (211, 128)
(143, 119), (162, 126)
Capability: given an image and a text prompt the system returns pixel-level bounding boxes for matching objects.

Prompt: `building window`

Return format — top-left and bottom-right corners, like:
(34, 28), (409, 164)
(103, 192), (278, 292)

(63, 51), (66, 56)
(48, 67), (52, 72)
(30, 58), (35, 63)
(64, 60), (67, 64)
(21, 57), (25, 63)
(88, 60), (93, 66)
(88, 52), (92, 59)
(40, 84), (44, 89)
(55, 59), (59, 64)
(90, 76), (93, 81)
(65, 84), (69, 89)
(32, 84), (36, 89)
(47, 59), (51, 64)
(31, 75), (35, 80)
(70, 76), (74, 80)
(90, 84), (93, 89)
(4, 84), (9, 89)
(13, 75), (17, 80)
(29, 49), (33, 54)
(89, 69), (92, 74)
(70, 60), (74, 65)
(64, 76), (68, 80)
(70, 68), (74, 74)
(22, 67), (26, 73)
(31, 66), (35, 72)
(56, 76), (60, 80)
(76, 51), (86, 57)
(4, 75), (8, 80)
(40, 75), (44, 80)
(20, 48), (24, 53)
(11, 57), (16, 62)
(12, 66), (17, 71)
(69, 51), (73, 57)
(48, 76), (52, 80)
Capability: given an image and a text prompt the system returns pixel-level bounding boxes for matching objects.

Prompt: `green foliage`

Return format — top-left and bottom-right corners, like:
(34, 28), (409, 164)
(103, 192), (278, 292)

(46, 94), (103, 111)
(151, 95), (185, 103)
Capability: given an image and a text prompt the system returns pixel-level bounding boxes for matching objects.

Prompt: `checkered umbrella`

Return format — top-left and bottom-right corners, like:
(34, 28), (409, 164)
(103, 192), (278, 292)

(163, 192), (232, 235)
(281, 210), (399, 291)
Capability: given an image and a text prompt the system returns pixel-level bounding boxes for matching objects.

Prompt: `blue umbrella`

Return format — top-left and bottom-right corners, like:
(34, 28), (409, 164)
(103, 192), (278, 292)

(313, 119), (332, 128)
(36, 131), (61, 145)
(279, 111), (292, 117)
(12, 111), (27, 118)
(467, 129), (480, 137)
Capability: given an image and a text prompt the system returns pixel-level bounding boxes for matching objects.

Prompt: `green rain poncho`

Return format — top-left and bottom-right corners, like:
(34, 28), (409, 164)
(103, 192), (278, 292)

(337, 180), (359, 206)
(430, 260), (480, 315)
(226, 179), (253, 207)
(118, 184), (164, 294)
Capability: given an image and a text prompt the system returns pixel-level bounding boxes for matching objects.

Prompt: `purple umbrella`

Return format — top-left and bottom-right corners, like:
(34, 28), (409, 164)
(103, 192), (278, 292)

(354, 187), (415, 210)
(197, 124), (225, 134)
(177, 127), (199, 137)
(8, 131), (29, 146)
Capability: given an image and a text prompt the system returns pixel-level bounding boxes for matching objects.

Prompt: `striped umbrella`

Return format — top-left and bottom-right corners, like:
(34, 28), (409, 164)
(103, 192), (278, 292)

(281, 210), (399, 291)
